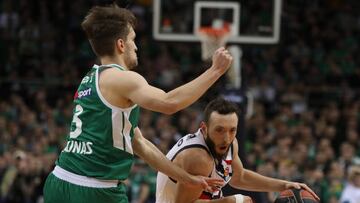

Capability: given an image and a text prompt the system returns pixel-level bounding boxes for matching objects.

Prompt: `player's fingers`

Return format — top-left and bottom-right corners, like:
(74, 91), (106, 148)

(205, 186), (217, 193)
(222, 50), (232, 59)
(221, 49), (230, 56)
(201, 181), (221, 193)
(285, 181), (300, 189)
(201, 180), (209, 190)
(214, 47), (225, 55)
(204, 177), (224, 187)
(293, 183), (301, 189)
(217, 47), (225, 52)
(300, 184), (320, 201)
(206, 186), (221, 193)
(193, 178), (209, 191)
(226, 55), (233, 62)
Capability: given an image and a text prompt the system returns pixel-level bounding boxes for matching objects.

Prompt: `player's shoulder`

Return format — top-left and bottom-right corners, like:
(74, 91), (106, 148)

(100, 68), (147, 88)
(177, 147), (213, 176)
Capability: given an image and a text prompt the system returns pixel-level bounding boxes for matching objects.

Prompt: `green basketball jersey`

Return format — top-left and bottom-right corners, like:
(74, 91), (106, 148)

(57, 64), (140, 180)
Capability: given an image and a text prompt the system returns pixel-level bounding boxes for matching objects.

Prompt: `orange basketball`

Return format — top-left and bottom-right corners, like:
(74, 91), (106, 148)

(274, 188), (319, 203)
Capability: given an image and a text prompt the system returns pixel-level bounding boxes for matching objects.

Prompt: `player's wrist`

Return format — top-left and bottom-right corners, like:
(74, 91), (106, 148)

(233, 194), (244, 203)
(209, 65), (225, 77)
(181, 172), (195, 185)
(282, 180), (292, 191)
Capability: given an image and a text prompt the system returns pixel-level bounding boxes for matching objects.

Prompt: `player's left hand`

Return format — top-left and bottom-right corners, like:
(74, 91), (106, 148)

(284, 181), (320, 201)
(188, 175), (224, 192)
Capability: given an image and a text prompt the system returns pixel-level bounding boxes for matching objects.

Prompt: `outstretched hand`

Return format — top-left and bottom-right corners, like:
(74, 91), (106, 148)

(187, 175), (224, 192)
(284, 181), (320, 201)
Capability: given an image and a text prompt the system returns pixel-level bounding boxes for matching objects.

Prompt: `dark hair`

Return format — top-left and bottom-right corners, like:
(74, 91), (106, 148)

(203, 97), (239, 123)
(81, 4), (136, 56)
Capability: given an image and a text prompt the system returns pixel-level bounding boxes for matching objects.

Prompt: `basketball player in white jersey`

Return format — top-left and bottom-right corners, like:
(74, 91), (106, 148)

(156, 98), (320, 203)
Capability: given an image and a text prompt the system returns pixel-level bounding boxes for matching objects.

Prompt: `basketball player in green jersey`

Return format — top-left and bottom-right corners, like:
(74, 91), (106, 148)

(43, 3), (232, 203)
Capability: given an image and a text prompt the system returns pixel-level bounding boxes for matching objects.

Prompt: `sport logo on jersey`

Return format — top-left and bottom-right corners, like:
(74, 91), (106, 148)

(74, 88), (92, 99)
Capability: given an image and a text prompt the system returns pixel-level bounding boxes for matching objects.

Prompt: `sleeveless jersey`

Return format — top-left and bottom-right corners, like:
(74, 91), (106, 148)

(156, 129), (233, 203)
(57, 64), (140, 180)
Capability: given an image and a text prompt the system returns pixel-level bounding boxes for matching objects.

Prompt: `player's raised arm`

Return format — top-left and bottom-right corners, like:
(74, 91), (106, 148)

(99, 47), (232, 114)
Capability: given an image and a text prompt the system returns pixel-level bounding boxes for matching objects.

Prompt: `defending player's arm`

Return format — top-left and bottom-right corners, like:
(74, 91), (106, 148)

(229, 139), (320, 200)
(132, 127), (223, 191)
(173, 147), (251, 203)
(101, 47), (232, 114)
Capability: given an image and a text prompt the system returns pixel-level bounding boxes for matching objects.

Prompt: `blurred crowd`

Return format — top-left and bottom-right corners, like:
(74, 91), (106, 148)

(0, 0), (359, 203)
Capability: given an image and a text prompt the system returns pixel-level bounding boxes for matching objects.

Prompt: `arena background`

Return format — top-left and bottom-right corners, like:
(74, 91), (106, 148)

(0, 0), (360, 203)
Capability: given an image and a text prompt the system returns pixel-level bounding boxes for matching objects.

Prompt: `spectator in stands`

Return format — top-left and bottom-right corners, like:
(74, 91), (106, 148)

(340, 165), (360, 203)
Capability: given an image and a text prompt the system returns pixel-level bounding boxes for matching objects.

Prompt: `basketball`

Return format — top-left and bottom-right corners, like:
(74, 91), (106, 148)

(275, 189), (319, 203)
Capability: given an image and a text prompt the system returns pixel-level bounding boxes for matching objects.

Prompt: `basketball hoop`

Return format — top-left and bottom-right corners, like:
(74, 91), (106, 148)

(197, 24), (231, 61)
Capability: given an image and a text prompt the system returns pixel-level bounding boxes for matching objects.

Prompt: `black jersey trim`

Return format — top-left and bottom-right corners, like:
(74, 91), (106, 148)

(170, 144), (210, 162)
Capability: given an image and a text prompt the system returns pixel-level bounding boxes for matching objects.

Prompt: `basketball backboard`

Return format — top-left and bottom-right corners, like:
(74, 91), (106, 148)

(153, 0), (282, 44)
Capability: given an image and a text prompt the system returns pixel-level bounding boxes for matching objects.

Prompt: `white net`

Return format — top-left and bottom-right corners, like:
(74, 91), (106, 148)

(197, 19), (231, 61)
(198, 31), (230, 61)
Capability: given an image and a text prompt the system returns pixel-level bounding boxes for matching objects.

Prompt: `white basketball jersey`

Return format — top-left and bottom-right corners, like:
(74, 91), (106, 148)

(156, 129), (234, 203)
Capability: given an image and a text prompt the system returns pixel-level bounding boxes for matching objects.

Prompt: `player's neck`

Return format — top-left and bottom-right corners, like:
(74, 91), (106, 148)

(100, 56), (128, 70)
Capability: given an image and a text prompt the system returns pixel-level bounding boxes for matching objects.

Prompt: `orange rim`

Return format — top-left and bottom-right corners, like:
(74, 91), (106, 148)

(198, 22), (231, 37)
(198, 26), (230, 37)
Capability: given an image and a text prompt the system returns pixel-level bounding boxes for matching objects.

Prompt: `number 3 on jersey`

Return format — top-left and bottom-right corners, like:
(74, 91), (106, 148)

(70, 104), (83, 138)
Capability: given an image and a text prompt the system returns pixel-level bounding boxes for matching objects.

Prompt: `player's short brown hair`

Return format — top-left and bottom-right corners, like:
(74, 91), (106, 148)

(204, 97), (239, 124)
(81, 5), (136, 57)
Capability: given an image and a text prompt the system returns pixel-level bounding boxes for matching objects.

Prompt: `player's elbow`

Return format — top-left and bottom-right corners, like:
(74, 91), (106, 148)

(160, 100), (179, 115)
(229, 172), (246, 189)
(162, 109), (176, 115)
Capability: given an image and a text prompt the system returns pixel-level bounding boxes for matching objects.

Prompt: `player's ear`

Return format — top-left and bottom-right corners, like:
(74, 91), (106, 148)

(200, 121), (207, 134)
(115, 38), (126, 53)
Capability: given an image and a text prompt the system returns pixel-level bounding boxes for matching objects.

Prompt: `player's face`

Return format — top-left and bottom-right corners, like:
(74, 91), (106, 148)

(124, 26), (138, 69)
(202, 112), (238, 159)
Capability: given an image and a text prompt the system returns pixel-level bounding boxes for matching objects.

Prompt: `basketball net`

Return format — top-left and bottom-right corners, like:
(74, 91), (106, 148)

(197, 20), (250, 117)
(197, 19), (231, 61)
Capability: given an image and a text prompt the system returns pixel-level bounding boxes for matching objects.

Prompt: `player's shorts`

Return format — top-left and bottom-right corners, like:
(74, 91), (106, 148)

(43, 166), (128, 203)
